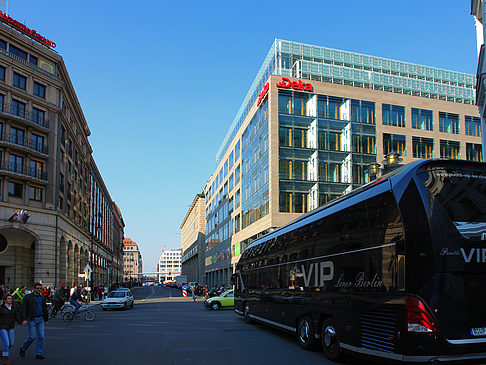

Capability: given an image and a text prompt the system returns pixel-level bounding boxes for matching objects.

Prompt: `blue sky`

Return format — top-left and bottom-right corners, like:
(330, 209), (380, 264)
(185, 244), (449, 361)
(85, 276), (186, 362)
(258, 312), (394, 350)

(9, 0), (479, 271)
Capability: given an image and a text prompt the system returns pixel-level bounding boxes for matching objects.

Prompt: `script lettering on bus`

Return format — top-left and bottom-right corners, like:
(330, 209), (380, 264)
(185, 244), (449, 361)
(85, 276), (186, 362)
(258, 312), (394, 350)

(460, 248), (486, 263)
(335, 272), (383, 289)
(301, 261), (334, 287)
(440, 248), (460, 256)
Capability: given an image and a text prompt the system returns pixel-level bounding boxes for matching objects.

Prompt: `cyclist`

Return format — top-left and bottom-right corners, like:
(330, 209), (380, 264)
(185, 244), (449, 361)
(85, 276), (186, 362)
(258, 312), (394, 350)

(51, 283), (66, 318)
(69, 285), (84, 318)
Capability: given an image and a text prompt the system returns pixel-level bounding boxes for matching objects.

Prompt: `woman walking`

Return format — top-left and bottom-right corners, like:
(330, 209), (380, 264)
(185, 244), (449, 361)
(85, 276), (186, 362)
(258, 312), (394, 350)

(0, 294), (23, 364)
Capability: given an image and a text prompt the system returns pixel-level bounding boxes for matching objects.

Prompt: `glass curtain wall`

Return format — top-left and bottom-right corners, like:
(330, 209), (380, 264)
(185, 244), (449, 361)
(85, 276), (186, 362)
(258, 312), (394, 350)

(241, 101), (269, 229)
(279, 91), (376, 213)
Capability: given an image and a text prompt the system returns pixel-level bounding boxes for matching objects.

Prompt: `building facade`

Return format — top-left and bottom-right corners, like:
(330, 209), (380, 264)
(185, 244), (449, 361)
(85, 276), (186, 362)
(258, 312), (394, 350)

(0, 14), (124, 289)
(203, 39), (481, 287)
(472, 0), (486, 160)
(157, 249), (181, 283)
(180, 193), (205, 284)
(122, 238), (142, 283)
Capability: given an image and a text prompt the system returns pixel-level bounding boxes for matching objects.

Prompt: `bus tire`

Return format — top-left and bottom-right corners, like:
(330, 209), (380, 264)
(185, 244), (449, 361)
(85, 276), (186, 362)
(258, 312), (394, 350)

(321, 318), (344, 362)
(243, 304), (252, 323)
(297, 316), (316, 350)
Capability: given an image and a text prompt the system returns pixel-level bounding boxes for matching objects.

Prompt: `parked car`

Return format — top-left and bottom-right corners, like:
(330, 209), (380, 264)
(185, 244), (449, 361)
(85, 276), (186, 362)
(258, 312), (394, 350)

(102, 290), (134, 311)
(204, 289), (234, 310)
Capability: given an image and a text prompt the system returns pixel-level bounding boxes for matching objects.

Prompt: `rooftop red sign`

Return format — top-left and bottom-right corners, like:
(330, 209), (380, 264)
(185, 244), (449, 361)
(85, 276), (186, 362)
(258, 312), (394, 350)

(276, 77), (313, 92)
(0, 11), (56, 49)
(257, 82), (269, 107)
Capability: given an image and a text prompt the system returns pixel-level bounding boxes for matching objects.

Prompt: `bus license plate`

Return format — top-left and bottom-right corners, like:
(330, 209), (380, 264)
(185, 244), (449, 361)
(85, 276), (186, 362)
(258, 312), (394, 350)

(471, 327), (486, 336)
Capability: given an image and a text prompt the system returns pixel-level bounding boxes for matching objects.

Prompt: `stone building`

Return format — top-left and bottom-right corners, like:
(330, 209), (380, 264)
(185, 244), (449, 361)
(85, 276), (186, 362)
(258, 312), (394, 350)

(0, 13), (124, 288)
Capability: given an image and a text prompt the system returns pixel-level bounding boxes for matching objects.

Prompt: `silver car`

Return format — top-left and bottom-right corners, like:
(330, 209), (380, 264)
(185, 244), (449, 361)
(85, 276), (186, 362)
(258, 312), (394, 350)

(102, 290), (134, 310)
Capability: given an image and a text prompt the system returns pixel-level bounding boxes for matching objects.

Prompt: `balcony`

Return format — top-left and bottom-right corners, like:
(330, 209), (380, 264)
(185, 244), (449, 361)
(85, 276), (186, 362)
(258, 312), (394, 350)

(0, 133), (48, 155)
(0, 161), (47, 181)
(0, 47), (63, 84)
(0, 103), (49, 129)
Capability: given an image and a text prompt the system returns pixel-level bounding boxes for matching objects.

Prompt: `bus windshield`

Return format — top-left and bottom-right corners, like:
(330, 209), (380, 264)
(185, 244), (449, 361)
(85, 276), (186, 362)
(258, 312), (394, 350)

(417, 165), (486, 239)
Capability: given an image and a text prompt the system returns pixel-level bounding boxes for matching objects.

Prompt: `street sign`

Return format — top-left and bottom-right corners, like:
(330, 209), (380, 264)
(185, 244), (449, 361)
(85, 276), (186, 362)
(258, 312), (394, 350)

(84, 264), (92, 274)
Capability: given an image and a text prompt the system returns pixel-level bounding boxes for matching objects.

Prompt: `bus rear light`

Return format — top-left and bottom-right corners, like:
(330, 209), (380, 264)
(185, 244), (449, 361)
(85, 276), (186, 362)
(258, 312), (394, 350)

(406, 296), (439, 333)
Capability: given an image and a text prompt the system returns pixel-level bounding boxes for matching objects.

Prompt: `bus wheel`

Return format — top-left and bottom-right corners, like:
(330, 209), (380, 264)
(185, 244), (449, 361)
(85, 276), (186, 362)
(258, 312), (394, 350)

(321, 318), (344, 362)
(297, 316), (316, 350)
(243, 304), (252, 323)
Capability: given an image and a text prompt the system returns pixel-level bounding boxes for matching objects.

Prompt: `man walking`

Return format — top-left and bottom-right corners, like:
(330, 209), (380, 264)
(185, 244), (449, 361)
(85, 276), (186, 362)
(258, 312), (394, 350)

(20, 283), (48, 360)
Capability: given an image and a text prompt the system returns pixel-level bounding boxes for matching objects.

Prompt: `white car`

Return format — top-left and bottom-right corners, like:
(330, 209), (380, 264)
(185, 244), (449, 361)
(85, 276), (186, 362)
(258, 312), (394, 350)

(102, 290), (134, 310)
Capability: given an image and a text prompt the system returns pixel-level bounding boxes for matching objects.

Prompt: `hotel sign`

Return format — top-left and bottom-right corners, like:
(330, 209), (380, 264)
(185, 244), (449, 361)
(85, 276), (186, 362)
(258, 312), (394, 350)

(0, 11), (56, 49)
(276, 77), (313, 92)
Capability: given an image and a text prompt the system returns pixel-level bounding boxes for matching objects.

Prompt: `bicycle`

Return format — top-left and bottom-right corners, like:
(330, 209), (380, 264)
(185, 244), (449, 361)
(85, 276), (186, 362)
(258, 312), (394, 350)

(62, 303), (96, 322)
(48, 302), (74, 319)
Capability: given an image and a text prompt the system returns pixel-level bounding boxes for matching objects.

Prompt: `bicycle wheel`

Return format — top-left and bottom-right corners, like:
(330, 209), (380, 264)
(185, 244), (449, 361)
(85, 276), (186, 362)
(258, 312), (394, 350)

(62, 311), (74, 322)
(84, 310), (95, 321)
(61, 304), (73, 316)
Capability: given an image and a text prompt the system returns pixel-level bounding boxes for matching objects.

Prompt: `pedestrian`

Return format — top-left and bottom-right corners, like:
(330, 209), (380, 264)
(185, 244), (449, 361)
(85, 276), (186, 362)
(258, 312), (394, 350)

(191, 285), (196, 302)
(11, 285), (26, 306)
(0, 293), (23, 365)
(20, 282), (49, 360)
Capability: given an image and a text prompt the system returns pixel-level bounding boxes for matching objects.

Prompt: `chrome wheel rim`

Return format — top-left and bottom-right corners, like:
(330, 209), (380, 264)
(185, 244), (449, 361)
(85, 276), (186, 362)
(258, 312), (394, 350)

(299, 320), (310, 343)
(324, 325), (336, 348)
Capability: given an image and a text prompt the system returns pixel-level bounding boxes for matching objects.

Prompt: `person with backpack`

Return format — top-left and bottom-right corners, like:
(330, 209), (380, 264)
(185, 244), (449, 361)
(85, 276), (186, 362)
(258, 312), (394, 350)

(11, 286), (26, 306)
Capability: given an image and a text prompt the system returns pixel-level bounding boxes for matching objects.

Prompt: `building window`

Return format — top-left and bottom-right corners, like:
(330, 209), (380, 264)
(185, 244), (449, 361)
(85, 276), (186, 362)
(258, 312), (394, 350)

(382, 104), (405, 127)
(9, 154), (23, 173)
(12, 99), (25, 118)
(440, 140), (460, 159)
(13, 72), (26, 90)
(411, 108), (433, 131)
(0, 66), (5, 81)
(30, 160), (43, 179)
(32, 108), (44, 125)
(383, 133), (406, 156)
(8, 182), (22, 198)
(439, 112), (459, 134)
(33, 82), (46, 98)
(319, 162), (342, 182)
(9, 45), (27, 60)
(29, 55), (38, 66)
(31, 134), (44, 153)
(351, 100), (375, 124)
(10, 126), (24, 145)
(465, 116), (481, 137)
(0, 40), (5, 50)
(279, 192), (308, 213)
(466, 143), (482, 161)
(352, 134), (375, 154)
(29, 186), (42, 201)
(319, 130), (343, 151)
(59, 173), (64, 193)
(412, 137), (434, 158)
(318, 96), (345, 120)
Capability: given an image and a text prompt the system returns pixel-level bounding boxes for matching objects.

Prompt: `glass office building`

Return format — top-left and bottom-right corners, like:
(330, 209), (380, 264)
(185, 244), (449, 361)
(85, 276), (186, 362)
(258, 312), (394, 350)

(203, 39), (481, 287)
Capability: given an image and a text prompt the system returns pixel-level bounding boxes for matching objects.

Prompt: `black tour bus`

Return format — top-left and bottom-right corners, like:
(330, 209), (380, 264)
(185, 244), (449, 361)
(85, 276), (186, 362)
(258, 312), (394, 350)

(233, 159), (486, 364)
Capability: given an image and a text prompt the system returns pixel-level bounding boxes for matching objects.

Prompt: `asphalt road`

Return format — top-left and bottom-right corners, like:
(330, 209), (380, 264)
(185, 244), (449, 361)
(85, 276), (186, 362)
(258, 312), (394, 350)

(7, 286), (374, 365)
